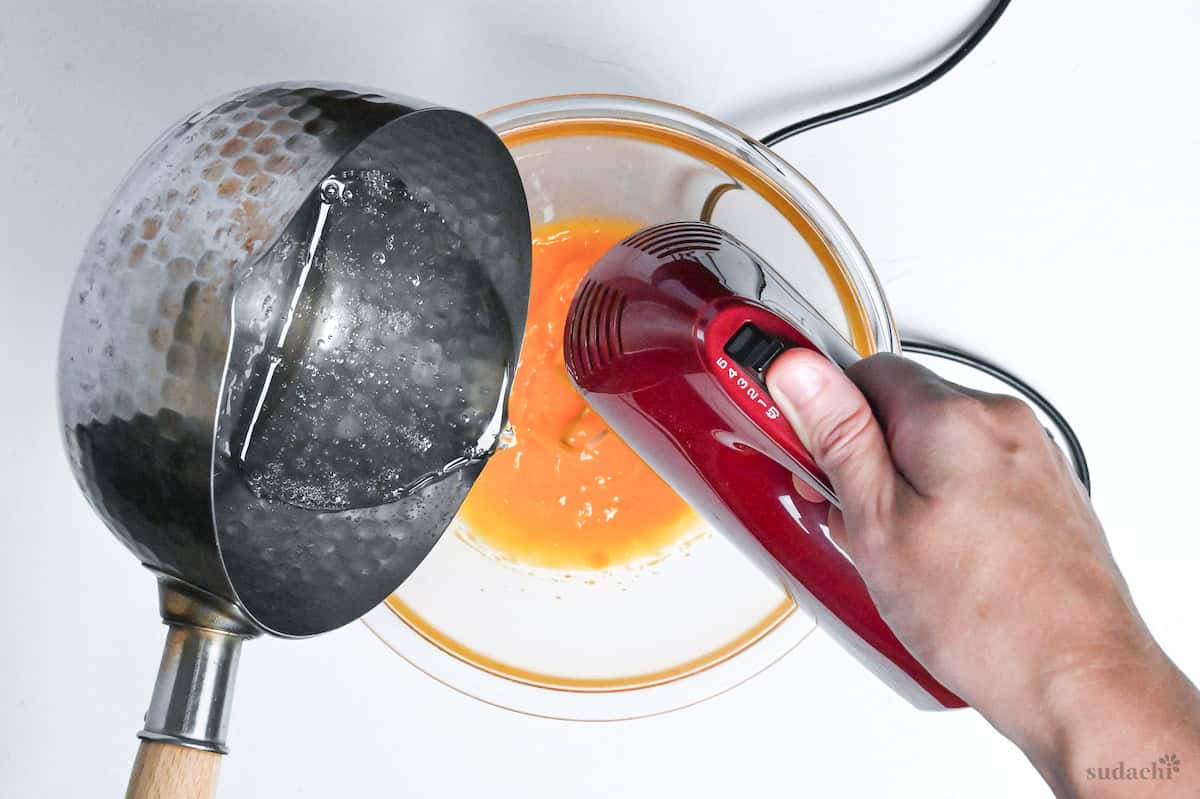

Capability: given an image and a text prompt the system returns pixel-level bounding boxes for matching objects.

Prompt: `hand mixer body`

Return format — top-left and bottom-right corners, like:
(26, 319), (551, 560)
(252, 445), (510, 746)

(564, 222), (964, 710)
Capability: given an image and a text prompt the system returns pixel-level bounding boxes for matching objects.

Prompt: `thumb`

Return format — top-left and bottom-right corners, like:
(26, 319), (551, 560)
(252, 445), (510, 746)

(765, 349), (896, 519)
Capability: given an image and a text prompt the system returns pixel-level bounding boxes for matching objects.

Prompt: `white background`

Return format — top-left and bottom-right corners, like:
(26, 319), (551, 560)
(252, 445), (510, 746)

(3, 0), (1199, 796)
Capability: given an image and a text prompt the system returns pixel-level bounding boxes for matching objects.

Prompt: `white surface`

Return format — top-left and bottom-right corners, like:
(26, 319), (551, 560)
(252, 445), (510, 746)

(2, 1), (1198, 796)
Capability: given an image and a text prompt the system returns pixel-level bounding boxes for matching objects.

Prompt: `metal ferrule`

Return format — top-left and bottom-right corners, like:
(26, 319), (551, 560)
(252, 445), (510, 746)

(139, 574), (260, 754)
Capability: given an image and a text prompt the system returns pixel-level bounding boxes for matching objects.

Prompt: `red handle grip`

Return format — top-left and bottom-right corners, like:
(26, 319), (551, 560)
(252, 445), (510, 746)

(700, 300), (964, 708)
(727, 440), (964, 708)
(700, 299), (839, 503)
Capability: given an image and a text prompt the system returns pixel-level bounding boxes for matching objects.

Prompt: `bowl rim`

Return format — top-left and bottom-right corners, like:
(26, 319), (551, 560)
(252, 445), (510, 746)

(482, 93), (898, 355)
(363, 93), (899, 720)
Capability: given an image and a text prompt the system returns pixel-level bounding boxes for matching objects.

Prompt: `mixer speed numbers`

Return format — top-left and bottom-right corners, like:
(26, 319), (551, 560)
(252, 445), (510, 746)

(715, 355), (781, 420)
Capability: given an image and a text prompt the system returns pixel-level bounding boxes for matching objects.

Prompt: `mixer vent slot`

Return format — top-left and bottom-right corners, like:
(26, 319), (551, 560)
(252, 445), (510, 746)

(569, 279), (626, 377)
(625, 223), (723, 259)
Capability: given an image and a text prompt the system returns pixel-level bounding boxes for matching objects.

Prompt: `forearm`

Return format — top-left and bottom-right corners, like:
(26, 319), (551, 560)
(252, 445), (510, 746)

(1009, 645), (1200, 797)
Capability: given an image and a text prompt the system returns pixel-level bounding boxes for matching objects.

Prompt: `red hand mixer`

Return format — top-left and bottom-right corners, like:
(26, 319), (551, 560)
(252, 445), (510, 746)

(563, 221), (963, 710)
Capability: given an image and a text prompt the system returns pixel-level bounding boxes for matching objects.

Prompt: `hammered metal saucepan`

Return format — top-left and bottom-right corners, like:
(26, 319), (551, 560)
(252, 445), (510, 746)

(57, 82), (530, 795)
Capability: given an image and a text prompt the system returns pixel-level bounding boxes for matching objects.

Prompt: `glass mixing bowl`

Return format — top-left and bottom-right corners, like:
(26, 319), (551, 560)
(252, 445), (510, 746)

(362, 95), (898, 720)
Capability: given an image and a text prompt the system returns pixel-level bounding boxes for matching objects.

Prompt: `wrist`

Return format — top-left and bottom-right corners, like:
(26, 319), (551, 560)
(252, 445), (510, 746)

(1024, 637), (1164, 757)
(1014, 638), (1199, 793)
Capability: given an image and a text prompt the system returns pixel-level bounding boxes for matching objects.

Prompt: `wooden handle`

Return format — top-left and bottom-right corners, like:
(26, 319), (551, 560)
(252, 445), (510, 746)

(126, 741), (221, 799)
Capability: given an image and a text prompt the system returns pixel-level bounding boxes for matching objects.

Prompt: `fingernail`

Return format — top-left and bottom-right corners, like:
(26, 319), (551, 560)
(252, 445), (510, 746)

(766, 356), (829, 451)
(769, 357), (828, 405)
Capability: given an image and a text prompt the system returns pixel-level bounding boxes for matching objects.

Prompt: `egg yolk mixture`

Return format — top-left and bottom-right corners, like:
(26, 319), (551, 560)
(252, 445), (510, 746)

(458, 218), (697, 570)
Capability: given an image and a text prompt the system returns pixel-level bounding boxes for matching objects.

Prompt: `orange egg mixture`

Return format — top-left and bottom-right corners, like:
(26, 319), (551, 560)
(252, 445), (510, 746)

(458, 219), (697, 570)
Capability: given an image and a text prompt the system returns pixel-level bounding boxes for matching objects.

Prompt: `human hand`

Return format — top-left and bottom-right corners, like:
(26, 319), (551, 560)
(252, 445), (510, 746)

(766, 350), (1200, 797)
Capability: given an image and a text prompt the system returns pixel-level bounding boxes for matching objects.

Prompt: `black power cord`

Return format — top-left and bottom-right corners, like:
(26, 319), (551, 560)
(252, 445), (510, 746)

(756, 2), (1093, 487)
(761, 0), (1012, 147)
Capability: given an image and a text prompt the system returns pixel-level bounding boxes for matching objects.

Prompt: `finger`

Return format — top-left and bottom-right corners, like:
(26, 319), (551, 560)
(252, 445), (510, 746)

(847, 354), (981, 493)
(827, 506), (849, 552)
(844, 353), (958, 429)
(792, 473), (827, 503)
(766, 348), (897, 525)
